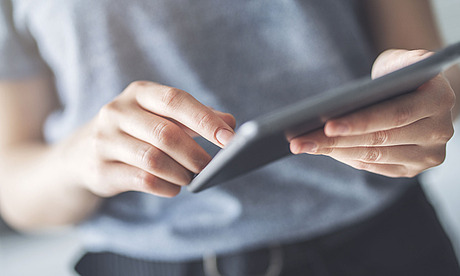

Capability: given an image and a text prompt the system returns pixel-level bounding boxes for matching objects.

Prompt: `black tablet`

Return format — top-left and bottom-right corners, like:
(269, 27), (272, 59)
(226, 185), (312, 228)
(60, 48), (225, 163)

(188, 42), (460, 193)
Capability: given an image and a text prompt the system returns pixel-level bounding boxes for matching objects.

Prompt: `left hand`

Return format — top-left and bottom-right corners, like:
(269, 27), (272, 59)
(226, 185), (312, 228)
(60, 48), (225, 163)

(290, 49), (456, 178)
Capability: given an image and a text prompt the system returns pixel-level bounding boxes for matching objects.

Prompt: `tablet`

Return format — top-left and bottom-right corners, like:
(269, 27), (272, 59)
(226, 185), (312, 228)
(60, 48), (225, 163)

(188, 42), (460, 193)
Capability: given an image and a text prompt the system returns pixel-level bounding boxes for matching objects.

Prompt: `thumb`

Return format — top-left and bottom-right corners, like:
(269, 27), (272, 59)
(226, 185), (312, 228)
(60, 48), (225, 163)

(371, 49), (434, 79)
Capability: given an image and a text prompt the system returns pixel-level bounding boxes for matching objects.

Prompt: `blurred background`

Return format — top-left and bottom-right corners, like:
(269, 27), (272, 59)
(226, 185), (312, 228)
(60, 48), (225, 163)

(1, 0), (460, 275)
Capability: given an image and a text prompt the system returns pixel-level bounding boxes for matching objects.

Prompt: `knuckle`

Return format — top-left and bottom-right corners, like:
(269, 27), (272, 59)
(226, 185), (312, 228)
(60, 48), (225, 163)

(404, 169), (419, 178)
(369, 131), (388, 146)
(194, 110), (215, 131)
(320, 147), (334, 155)
(130, 80), (149, 87)
(89, 162), (123, 197)
(151, 122), (179, 146)
(167, 187), (181, 198)
(395, 165), (411, 178)
(192, 154), (212, 173)
(99, 101), (123, 121)
(440, 88), (456, 111)
(361, 147), (383, 163)
(393, 105), (412, 126)
(98, 105), (111, 120)
(425, 149), (446, 167)
(326, 136), (338, 148)
(425, 78), (456, 113)
(135, 171), (156, 191)
(161, 87), (186, 112)
(127, 80), (150, 92)
(354, 161), (371, 171)
(93, 128), (105, 142)
(430, 125), (454, 144)
(139, 147), (162, 172)
(445, 125), (455, 142)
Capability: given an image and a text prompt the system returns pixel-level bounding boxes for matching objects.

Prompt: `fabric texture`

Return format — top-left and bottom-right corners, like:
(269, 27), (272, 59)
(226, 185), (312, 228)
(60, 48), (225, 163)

(74, 184), (460, 276)
(0, 0), (47, 78)
(1, 0), (417, 261)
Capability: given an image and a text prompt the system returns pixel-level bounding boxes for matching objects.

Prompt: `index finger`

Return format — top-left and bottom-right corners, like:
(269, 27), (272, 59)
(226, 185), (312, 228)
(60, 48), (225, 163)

(131, 81), (235, 147)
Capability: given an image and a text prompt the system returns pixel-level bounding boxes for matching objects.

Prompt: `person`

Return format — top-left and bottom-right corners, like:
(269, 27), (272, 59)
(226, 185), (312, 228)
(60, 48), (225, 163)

(0, 0), (459, 275)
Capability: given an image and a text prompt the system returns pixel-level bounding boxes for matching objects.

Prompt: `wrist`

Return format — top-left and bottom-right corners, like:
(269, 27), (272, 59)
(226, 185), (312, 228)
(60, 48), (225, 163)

(53, 125), (103, 204)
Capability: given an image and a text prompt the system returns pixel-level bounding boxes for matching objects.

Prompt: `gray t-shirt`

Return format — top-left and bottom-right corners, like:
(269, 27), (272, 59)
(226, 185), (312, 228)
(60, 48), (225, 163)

(0, 0), (415, 261)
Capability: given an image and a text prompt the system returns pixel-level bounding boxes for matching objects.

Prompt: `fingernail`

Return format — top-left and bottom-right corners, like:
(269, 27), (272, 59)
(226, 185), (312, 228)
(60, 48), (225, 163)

(216, 129), (234, 146)
(301, 142), (317, 153)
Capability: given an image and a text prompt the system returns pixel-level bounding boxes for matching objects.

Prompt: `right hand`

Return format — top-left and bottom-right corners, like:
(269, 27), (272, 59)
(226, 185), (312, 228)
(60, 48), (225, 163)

(64, 81), (236, 198)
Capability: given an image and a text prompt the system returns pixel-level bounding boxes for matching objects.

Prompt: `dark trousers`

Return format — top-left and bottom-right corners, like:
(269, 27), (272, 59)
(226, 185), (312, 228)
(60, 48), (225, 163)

(75, 183), (460, 276)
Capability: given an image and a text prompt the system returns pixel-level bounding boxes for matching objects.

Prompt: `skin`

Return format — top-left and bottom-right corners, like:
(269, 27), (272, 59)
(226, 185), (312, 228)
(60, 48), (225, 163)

(0, 79), (235, 229)
(290, 50), (456, 177)
(0, 0), (458, 231)
(291, 0), (460, 176)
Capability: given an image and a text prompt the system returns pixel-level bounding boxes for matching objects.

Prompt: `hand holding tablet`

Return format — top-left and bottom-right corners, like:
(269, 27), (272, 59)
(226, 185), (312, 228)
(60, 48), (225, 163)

(290, 49), (456, 178)
(188, 42), (460, 193)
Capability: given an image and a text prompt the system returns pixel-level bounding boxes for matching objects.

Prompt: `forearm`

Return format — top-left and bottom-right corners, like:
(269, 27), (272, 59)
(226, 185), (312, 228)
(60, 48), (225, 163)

(0, 140), (101, 231)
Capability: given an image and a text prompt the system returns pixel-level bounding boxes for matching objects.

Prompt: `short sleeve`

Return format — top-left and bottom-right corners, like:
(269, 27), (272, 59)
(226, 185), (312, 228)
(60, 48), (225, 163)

(0, 0), (47, 79)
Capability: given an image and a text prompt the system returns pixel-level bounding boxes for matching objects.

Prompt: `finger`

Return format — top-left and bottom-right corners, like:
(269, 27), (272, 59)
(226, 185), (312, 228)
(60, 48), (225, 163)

(98, 162), (181, 198)
(314, 149), (415, 178)
(211, 109), (237, 129)
(118, 107), (212, 174)
(313, 145), (421, 165)
(324, 74), (452, 137)
(170, 108), (236, 138)
(307, 145), (444, 169)
(132, 82), (235, 146)
(291, 116), (453, 150)
(340, 160), (410, 178)
(98, 132), (193, 186)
